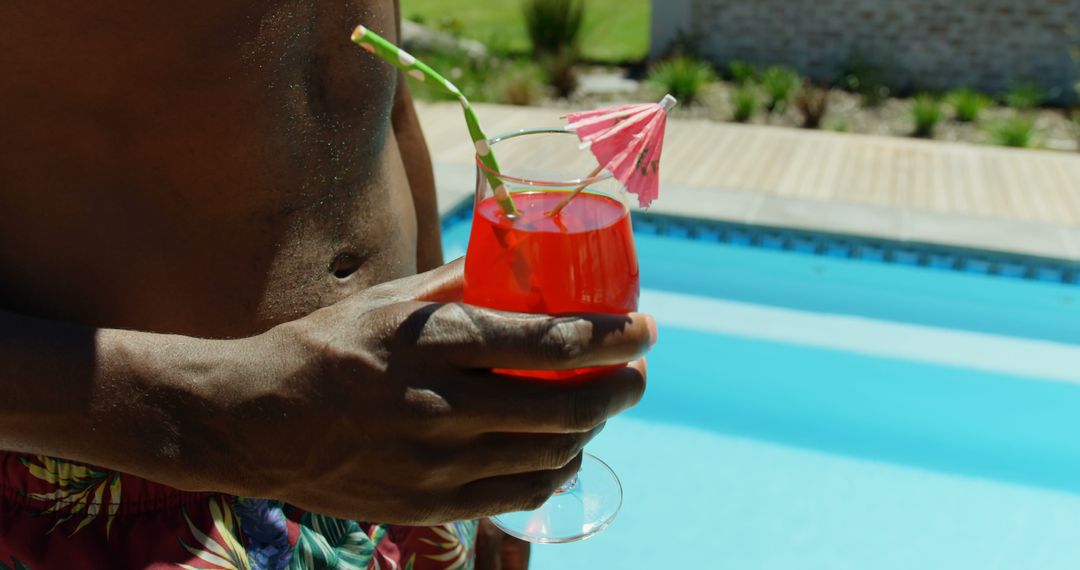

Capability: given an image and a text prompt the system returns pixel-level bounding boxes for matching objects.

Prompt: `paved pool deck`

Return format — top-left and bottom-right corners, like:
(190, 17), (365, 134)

(416, 102), (1080, 261)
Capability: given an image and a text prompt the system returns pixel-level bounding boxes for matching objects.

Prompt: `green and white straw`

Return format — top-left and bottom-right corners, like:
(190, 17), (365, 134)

(351, 25), (519, 217)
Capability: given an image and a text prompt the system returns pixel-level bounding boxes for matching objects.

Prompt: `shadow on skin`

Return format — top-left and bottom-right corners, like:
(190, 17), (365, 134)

(390, 303), (636, 372)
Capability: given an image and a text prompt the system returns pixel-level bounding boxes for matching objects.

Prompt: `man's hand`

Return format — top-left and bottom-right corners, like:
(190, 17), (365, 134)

(201, 259), (653, 525)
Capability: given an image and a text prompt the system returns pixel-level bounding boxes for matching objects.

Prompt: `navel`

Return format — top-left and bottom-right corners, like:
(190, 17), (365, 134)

(328, 251), (362, 279)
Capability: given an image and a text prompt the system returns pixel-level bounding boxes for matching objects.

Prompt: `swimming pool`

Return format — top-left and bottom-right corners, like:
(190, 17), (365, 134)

(442, 210), (1080, 569)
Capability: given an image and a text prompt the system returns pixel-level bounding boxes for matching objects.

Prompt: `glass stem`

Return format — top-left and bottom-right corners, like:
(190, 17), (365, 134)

(554, 473), (579, 495)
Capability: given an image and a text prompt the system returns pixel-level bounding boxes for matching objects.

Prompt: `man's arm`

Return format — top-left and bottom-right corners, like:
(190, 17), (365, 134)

(0, 262), (653, 524)
(0, 309), (239, 492)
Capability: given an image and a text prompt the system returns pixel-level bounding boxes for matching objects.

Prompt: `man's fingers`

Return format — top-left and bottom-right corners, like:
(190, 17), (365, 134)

(404, 258), (464, 303)
(453, 360), (647, 434)
(364, 258), (465, 305)
(450, 426), (603, 480)
(414, 258), (465, 303)
(454, 453), (584, 518)
(420, 303), (657, 370)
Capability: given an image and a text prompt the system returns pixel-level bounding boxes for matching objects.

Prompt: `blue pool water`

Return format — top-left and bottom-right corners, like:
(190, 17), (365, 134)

(442, 216), (1080, 569)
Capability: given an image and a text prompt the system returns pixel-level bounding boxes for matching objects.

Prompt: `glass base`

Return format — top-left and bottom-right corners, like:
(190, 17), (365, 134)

(490, 452), (622, 544)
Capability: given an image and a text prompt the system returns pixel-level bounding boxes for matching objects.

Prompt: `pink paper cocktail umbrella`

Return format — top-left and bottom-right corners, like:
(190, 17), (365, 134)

(548, 94), (678, 216)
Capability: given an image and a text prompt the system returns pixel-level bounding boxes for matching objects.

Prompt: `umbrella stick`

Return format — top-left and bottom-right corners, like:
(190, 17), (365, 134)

(545, 164), (606, 217)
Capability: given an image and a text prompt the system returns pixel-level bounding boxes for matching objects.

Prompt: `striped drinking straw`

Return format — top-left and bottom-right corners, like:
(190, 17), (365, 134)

(351, 25), (519, 217)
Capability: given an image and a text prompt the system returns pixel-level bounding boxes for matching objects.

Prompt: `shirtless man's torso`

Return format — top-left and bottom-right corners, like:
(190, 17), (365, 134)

(0, 2), (653, 567)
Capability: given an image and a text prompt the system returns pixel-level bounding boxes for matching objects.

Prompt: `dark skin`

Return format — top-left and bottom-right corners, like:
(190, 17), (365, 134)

(0, 1), (653, 567)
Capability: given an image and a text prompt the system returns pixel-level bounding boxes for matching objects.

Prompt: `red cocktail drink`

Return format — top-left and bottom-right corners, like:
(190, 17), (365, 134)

(464, 191), (638, 379)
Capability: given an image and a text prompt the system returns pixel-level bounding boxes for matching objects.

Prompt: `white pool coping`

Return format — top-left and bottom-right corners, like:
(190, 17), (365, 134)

(642, 288), (1080, 385)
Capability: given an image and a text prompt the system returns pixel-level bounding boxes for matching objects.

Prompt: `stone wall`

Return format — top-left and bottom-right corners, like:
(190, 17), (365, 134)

(651, 0), (1080, 102)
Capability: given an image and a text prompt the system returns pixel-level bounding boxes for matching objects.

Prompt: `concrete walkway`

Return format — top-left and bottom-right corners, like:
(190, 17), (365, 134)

(417, 102), (1080, 260)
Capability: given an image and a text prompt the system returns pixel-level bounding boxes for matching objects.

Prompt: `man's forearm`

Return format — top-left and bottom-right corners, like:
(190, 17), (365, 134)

(0, 309), (236, 491)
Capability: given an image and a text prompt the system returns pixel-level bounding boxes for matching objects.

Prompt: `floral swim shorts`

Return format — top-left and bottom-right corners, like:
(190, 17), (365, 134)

(0, 452), (477, 569)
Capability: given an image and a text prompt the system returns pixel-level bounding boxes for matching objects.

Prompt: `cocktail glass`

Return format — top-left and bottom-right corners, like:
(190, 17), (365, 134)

(463, 128), (640, 543)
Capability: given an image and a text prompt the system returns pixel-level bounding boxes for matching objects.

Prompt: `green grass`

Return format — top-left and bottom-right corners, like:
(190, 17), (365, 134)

(404, 48), (506, 103)
(402, 0), (650, 63)
(760, 66), (800, 113)
(726, 61), (757, 85)
(731, 86), (760, 123)
(988, 115), (1037, 148)
(647, 56), (716, 106)
(946, 88), (991, 123)
(912, 94), (943, 138)
(1003, 83), (1046, 111)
